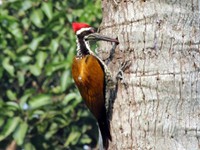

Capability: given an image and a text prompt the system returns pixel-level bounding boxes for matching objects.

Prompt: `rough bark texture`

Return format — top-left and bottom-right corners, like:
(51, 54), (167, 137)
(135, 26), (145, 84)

(99, 0), (200, 149)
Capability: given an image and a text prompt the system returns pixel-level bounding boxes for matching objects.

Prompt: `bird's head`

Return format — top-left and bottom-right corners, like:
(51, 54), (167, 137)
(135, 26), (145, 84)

(72, 22), (119, 44)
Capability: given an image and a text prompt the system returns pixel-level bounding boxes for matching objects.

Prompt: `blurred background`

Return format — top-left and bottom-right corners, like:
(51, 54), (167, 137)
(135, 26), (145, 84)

(0, 0), (102, 149)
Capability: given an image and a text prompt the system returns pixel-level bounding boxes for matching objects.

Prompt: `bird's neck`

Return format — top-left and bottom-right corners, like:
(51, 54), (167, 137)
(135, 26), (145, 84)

(76, 37), (93, 57)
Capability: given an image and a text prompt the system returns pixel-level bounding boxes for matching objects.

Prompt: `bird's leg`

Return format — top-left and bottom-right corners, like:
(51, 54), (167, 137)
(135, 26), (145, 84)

(105, 60), (131, 120)
(115, 60), (132, 82)
(104, 39), (131, 120)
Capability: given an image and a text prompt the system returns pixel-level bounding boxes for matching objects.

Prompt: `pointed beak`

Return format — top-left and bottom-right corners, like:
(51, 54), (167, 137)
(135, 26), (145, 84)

(85, 33), (119, 44)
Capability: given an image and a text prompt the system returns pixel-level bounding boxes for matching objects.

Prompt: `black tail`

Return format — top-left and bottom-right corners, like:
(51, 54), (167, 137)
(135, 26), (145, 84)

(98, 111), (112, 150)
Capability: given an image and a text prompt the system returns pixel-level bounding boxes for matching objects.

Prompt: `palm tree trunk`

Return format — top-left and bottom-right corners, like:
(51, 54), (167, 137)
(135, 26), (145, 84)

(100, 0), (200, 149)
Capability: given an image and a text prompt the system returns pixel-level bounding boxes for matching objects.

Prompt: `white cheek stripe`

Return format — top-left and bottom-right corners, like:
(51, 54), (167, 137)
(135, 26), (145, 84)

(76, 27), (93, 35)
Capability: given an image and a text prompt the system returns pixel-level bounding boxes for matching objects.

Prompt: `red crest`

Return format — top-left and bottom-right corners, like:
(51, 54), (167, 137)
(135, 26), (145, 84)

(72, 22), (91, 33)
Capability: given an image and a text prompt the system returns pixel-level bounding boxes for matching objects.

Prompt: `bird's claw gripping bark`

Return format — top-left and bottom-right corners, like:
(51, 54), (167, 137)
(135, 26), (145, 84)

(116, 60), (132, 81)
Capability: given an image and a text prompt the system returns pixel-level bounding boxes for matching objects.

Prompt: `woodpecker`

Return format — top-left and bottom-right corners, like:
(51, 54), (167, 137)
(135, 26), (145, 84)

(71, 22), (119, 150)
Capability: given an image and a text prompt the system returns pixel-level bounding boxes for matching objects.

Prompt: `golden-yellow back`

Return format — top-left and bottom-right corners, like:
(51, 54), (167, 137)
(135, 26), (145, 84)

(72, 55), (105, 120)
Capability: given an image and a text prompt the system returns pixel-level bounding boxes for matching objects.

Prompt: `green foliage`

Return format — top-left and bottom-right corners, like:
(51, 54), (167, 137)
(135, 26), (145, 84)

(0, 0), (102, 149)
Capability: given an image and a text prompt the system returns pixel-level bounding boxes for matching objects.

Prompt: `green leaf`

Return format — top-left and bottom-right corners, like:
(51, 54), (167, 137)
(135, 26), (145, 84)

(29, 94), (51, 109)
(19, 56), (32, 64)
(1, 111), (14, 117)
(49, 39), (59, 54)
(66, 14), (73, 22)
(17, 71), (25, 86)
(80, 134), (92, 144)
(19, 92), (32, 109)
(51, 86), (62, 94)
(66, 47), (75, 64)
(22, 18), (30, 30)
(0, 117), (20, 141)
(21, 0), (32, 11)
(6, 90), (17, 101)
(0, 118), (5, 128)
(4, 49), (17, 60)
(28, 35), (45, 51)
(29, 64), (41, 76)
(30, 9), (44, 28)
(10, 26), (23, 45)
(45, 61), (69, 76)
(13, 121), (28, 145)
(24, 142), (36, 150)
(42, 2), (53, 20)
(64, 132), (81, 147)
(45, 123), (58, 139)
(36, 51), (48, 68)
(61, 70), (71, 92)
(16, 45), (28, 53)
(62, 93), (77, 105)
(6, 101), (19, 111)
(2, 57), (15, 76)
(0, 15), (18, 23)
(32, 110), (45, 116)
